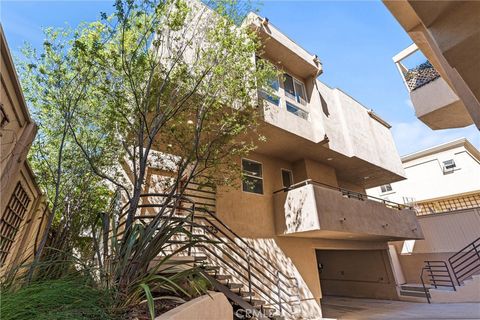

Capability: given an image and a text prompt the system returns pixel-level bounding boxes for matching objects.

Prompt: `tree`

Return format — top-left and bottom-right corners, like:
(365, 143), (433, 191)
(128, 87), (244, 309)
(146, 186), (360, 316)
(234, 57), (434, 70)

(18, 25), (113, 279)
(18, 0), (276, 315)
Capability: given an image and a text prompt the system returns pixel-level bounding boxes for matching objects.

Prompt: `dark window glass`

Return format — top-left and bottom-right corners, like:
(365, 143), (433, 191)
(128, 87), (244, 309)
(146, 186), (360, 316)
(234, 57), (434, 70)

(283, 73), (295, 97)
(242, 159), (263, 194)
(281, 169), (293, 188)
(380, 184), (393, 193)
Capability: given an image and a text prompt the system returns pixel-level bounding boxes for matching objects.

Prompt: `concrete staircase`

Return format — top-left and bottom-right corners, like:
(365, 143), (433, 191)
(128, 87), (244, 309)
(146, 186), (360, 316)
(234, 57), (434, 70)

(399, 283), (431, 301)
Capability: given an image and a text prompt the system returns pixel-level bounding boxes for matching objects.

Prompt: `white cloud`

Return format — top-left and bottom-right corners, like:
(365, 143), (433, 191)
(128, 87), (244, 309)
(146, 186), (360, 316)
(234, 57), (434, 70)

(391, 120), (480, 156)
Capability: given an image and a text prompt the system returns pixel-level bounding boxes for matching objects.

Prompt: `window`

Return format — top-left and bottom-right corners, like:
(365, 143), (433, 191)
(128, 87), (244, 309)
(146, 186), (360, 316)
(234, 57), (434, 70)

(0, 182), (31, 266)
(281, 169), (293, 188)
(380, 184), (393, 193)
(283, 73), (307, 106)
(286, 102), (308, 120)
(242, 159), (263, 194)
(259, 90), (280, 106)
(442, 159), (456, 174)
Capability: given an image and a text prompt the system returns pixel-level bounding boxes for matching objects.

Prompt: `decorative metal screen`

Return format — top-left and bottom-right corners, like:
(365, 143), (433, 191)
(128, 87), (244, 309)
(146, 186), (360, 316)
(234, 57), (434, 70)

(0, 182), (31, 265)
(404, 61), (440, 91)
(416, 193), (480, 216)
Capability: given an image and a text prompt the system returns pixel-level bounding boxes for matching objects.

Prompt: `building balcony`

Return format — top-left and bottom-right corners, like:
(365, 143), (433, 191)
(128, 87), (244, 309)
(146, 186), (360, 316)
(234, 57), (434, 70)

(273, 180), (424, 241)
(393, 44), (473, 130)
(244, 12), (322, 79)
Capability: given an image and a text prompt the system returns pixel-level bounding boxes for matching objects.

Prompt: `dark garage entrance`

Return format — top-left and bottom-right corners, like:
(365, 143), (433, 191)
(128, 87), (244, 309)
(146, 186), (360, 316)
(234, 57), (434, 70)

(316, 249), (398, 300)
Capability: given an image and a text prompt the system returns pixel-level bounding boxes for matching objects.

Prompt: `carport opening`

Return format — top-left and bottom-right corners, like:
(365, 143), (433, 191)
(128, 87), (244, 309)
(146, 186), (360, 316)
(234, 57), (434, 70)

(316, 249), (398, 300)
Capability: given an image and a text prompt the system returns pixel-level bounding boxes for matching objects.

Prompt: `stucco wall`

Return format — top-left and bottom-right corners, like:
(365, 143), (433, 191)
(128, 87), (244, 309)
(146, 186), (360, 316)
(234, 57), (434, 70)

(215, 151), (406, 316)
(273, 183), (422, 240)
(392, 208), (480, 284)
(315, 81), (405, 179)
(155, 292), (232, 320)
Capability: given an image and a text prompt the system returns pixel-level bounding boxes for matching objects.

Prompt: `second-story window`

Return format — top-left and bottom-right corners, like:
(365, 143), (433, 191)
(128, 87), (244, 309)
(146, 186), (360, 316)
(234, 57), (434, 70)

(286, 102), (308, 120)
(260, 74), (281, 106)
(283, 73), (307, 106)
(442, 159), (456, 174)
(380, 184), (393, 193)
(242, 159), (263, 194)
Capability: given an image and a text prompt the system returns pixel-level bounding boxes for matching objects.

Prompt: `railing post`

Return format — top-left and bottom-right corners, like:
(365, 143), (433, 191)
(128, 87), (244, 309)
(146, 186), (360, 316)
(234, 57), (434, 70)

(247, 249), (253, 304)
(427, 261), (437, 288)
(420, 267), (431, 304)
(276, 271), (283, 315)
(187, 202), (195, 256)
(444, 261), (456, 291)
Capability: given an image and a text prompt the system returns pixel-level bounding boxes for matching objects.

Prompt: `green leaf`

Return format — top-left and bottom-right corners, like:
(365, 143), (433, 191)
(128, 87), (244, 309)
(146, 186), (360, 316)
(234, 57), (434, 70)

(140, 283), (155, 320)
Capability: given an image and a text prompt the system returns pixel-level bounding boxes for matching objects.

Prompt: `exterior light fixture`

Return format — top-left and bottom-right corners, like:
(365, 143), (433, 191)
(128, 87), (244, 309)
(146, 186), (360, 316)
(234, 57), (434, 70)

(326, 157), (333, 161)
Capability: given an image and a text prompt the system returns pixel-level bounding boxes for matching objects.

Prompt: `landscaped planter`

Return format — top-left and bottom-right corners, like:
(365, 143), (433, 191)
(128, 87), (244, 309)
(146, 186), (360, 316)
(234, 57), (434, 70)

(155, 291), (232, 320)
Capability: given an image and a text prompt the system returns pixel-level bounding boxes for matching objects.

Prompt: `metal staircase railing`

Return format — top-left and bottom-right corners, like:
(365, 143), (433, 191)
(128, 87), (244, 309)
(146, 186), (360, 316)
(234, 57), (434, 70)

(448, 237), (480, 286)
(119, 193), (301, 318)
(420, 260), (456, 303)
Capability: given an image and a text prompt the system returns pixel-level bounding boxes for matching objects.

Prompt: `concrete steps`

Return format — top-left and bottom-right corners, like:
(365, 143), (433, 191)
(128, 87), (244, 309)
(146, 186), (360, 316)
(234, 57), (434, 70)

(430, 275), (480, 303)
(399, 283), (430, 301)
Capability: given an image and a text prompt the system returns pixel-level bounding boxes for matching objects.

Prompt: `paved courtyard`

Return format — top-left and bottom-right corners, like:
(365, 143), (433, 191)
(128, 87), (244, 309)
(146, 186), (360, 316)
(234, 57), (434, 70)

(321, 296), (480, 320)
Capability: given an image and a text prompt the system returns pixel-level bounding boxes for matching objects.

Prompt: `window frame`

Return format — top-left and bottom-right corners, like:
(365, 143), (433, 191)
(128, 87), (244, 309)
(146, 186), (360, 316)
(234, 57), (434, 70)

(241, 158), (264, 195)
(286, 101), (309, 120)
(442, 159), (456, 174)
(380, 184), (393, 193)
(280, 168), (294, 188)
(283, 73), (307, 106)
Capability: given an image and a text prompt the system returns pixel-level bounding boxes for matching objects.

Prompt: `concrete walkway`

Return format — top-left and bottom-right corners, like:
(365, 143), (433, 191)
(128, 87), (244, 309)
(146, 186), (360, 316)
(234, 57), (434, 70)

(321, 296), (480, 319)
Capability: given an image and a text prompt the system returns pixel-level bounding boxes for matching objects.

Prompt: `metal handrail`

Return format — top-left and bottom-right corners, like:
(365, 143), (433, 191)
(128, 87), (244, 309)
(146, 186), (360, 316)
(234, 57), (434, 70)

(119, 193), (301, 316)
(448, 237), (480, 285)
(274, 179), (413, 210)
(420, 267), (431, 303)
(420, 260), (456, 304)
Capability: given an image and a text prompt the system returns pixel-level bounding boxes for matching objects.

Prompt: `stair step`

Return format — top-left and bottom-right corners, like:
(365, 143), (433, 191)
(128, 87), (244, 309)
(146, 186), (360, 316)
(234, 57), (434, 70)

(400, 284), (431, 292)
(193, 255), (207, 262)
(244, 298), (266, 307)
(214, 274), (232, 280)
(238, 290), (256, 297)
(201, 265), (220, 272)
(227, 282), (243, 289)
(400, 289), (430, 298)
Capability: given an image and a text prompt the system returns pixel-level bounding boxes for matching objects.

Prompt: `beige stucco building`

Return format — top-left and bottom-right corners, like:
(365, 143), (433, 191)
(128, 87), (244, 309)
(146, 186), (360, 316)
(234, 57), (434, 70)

(384, 0), (480, 130)
(0, 25), (49, 276)
(367, 138), (480, 302)
(141, 8), (425, 319)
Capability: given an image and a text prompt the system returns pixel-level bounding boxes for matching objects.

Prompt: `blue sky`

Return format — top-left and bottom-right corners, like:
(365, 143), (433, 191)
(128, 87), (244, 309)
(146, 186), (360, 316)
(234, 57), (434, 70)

(1, 0), (479, 155)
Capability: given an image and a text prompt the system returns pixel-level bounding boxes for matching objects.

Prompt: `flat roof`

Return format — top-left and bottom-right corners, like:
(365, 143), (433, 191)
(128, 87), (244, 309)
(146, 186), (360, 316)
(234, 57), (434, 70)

(401, 138), (480, 162)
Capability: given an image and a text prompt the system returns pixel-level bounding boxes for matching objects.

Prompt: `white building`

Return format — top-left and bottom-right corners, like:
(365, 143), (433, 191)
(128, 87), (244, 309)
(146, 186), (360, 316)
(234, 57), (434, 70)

(368, 138), (480, 215)
(368, 138), (480, 303)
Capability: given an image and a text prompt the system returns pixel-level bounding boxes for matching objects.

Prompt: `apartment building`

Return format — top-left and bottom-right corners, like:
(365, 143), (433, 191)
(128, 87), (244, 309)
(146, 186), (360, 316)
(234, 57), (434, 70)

(384, 0), (480, 130)
(368, 138), (480, 303)
(139, 7), (424, 319)
(0, 26), (49, 276)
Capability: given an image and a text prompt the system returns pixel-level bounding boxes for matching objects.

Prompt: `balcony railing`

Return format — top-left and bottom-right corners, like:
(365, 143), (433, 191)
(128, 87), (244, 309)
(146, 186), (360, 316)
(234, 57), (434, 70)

(274, 179), (413, 211)
(404, 61), (440, 91)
